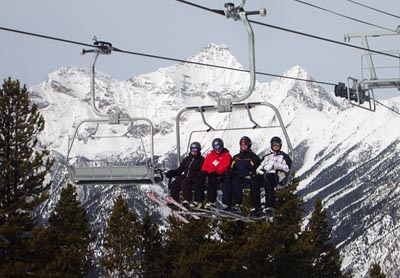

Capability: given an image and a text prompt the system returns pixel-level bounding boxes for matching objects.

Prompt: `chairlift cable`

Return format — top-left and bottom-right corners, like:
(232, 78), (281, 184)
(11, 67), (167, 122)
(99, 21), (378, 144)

(346, 0), (400, 20)
(0, 26), (335, 86)
(373, 99), (400, 116)
(293, 0), (397, 32)
(0, 26), (94, 48)
(1, 26), (398, 116)
(175, 0), (400, 59)
(247, 19), (399, 59)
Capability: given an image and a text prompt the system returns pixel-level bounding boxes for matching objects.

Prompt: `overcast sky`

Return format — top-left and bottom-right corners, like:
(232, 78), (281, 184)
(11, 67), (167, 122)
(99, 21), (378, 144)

(1, 0), (399, 99)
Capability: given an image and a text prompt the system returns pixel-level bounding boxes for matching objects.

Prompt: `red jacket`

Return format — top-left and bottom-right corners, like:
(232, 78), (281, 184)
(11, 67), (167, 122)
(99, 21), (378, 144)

(201, 148), (232, 175)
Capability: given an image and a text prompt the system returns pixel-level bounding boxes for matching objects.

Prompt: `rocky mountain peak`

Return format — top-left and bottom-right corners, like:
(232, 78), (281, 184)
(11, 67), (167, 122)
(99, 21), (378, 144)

(186, 43), (243, 69)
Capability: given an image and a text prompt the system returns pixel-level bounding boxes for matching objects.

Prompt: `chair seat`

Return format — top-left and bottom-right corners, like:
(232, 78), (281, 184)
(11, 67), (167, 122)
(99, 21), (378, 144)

(71, 165), (154, 185)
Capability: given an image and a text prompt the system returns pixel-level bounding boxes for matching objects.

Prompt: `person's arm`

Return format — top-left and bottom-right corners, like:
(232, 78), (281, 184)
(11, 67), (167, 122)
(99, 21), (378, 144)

(249, 152), (261, 175)
(216, 151), (232, 175)
(175, 156), (188, 176)
(257, 154), (273, 172)
(273, 153), (290, 173)
(201, 153), (212, 173)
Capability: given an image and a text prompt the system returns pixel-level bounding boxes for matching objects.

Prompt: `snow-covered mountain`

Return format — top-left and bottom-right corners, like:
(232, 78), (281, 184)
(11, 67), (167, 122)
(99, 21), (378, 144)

(29, 44), (400, 277)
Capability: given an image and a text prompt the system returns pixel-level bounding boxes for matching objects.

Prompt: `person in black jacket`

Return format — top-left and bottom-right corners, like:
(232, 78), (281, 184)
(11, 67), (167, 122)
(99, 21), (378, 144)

(222, 136), (261, 214)
(165, 142), (204, 208)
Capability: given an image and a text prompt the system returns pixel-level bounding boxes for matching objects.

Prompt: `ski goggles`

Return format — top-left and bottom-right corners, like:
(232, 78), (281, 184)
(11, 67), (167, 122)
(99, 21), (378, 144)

(240, 140), (249, 146)
(213, 144), (222, 150)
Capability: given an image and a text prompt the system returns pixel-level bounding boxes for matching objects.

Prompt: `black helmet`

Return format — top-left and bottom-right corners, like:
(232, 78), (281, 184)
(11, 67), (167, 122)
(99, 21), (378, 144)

(212, 138), (224, 150)
(190, 141), (201, 152)
(270, 136), (282, 148)
(239, 136), (252, 148)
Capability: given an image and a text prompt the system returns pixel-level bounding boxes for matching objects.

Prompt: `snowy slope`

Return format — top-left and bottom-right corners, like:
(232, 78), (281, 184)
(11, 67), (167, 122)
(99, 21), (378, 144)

(29, 44), (400, 278)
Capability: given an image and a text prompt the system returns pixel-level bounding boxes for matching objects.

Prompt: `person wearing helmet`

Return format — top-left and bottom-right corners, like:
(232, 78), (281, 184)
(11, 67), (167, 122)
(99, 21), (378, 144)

(165, 141), (204, 208)
(250, 136), (292, 217)
(193, 138), (232, 209)
(222, 136), (261, 214)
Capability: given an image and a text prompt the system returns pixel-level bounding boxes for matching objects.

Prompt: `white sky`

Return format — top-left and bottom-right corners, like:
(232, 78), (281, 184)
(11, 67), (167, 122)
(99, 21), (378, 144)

(1, 0), (400, 99)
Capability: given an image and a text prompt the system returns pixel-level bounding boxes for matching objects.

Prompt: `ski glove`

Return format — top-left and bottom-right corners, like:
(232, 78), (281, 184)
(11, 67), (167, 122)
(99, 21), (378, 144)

(263, 164), (274, 172)
(166, 170), (176, 179)
(256, 167), (265, 175)
(277, 171), (287, 183)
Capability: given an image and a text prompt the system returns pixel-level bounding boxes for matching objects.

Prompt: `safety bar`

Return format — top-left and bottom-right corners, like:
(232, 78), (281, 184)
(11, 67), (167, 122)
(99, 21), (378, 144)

(175, 102), (293, 165)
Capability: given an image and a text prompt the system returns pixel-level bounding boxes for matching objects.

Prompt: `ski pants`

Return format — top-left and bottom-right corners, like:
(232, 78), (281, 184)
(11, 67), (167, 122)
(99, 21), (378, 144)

(170, 176), (193, 202)
(194, 174), (222, 203)
(222, 175), (255, 207)
(250, 173), (278, 209)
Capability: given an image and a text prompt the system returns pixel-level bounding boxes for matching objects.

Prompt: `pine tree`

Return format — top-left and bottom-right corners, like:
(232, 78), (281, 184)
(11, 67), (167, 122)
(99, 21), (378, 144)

(222, 220), (275, 278)
(31, 183), (93, 276)
(29, 225), (57, 275)
(304, 198), (342, 278)
(138, 212), (168, 278)
(369, 263), (386, 278)
(269, 177), (306, 278)
(164, 217), (211, 277)
(236, 222), (276, 277)
(0, 78), (53, 276)
(100, 195), (141, 277)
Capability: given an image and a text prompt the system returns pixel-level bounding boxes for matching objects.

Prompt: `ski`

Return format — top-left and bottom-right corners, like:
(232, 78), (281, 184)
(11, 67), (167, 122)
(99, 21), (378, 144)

(188, 207), (225, 219)
(177, 210), (217, 219)
(243, 214), (273, 223)
(147, 192), (190, 224)
(209, 207), (274, 223)
(165, 196), (201, 220)
(210, 207), (256, 223)
(182, 206), (273, 223)
(242, 210), (275, 223)
(191, 207), (253, 222)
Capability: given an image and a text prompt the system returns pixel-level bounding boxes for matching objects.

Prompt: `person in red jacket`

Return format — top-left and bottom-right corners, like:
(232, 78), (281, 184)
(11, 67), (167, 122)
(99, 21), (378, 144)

(193, 138), (232, 209)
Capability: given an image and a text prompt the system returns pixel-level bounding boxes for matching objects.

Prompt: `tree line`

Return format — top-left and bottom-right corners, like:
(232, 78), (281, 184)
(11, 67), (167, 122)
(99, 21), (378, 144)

(0, 78), (387, 277)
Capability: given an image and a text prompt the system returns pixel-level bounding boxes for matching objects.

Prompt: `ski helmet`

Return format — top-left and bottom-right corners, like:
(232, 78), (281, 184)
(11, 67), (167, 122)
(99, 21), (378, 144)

(239, 136), (252, 148)
(270, 136), (282, 148)
(212, 138), (224, 150)
(190, 141), (201, 152)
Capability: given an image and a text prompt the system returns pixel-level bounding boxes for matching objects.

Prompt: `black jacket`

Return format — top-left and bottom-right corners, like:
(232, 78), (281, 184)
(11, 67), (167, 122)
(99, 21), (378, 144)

(174, 153), (205, 182)
(229, 149), (261, 177)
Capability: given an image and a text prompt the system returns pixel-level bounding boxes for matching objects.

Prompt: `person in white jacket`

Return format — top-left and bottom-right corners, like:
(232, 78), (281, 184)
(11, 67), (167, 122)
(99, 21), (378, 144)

(249, 136), (292, 217)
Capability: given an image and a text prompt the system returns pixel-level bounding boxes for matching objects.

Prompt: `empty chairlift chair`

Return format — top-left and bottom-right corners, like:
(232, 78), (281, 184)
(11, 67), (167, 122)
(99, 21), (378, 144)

(66, 39), (162, 185)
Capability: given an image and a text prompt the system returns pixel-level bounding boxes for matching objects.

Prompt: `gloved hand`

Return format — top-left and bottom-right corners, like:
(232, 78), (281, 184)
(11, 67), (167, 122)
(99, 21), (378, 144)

(277, 171), (286, 183)
(165, 170), (176, 179)
(263, 164), (274, 172)
(256, 167), (265, 175)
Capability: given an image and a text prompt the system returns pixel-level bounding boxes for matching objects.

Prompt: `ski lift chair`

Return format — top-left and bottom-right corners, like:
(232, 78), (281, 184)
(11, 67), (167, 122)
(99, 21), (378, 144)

(67, 117), (162, 185)
(66, 39), (162, 185)
(175, 1), (294, 185)
(337, 29), (400, 111)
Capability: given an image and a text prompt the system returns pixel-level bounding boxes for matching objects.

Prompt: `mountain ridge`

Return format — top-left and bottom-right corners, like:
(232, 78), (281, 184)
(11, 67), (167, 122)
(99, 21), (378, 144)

(29, 43), (400, 278)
